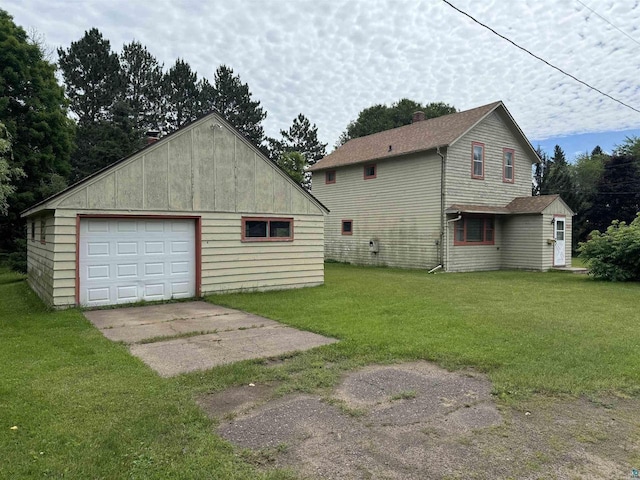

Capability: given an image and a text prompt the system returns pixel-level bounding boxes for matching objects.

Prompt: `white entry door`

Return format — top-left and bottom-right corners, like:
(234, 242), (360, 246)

(553, 217), (566, 266)
(79, 218), (196, 307)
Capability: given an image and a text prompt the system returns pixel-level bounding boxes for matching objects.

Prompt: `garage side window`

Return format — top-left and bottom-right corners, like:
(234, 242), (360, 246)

(242, 217), (294, 242)
(31, 221), (35, 241)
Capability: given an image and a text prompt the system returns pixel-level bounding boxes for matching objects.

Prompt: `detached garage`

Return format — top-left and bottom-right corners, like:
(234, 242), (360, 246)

(22, 113), (328, 308)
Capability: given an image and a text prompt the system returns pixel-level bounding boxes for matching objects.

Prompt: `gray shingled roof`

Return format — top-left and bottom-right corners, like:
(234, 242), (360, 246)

(310, 101), (503, 171)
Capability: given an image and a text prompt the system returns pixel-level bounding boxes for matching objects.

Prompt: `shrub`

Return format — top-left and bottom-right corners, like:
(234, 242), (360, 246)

(6, 239), (27, 274)
(578, 213), (640, 281)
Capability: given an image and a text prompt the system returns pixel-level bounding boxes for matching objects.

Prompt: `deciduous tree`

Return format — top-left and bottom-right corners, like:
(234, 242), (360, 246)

(0, 10), (74, 256)
(338, 99), (457, 145)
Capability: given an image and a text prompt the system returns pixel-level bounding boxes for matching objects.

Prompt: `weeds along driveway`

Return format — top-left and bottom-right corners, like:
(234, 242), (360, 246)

(84, 301), (338, 377)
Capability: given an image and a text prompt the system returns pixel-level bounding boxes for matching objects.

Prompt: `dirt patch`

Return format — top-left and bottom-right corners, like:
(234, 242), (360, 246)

(197, 382), (279, 418)
(207, 362), (640, 479)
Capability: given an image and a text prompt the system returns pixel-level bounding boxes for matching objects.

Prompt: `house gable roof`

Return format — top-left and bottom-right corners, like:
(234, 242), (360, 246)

(22, 111), (329, 217)
(310, 101), (539, 172)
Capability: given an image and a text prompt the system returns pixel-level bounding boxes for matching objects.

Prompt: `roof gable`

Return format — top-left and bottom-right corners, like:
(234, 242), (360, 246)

(310, 101), (539, 171)
(23, 112), (328, 217)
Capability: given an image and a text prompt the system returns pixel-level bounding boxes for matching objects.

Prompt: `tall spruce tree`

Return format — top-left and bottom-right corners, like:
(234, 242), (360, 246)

(120, 41), (164, 133)
(58, 28), (123, 123)
(0, 9), (74, 259)
(268, 113), (327, 188)
(205, 65), (267, 147)
(162, 58), (200, 131)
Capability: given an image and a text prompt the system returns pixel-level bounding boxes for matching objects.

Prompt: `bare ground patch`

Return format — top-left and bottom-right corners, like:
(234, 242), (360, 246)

(204, 362), (640, 479)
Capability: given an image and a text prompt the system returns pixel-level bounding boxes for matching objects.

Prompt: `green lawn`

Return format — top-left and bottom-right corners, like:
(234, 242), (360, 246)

(2, 264), (639, 478)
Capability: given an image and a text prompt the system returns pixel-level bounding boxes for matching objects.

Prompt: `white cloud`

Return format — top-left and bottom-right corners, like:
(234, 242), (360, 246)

(5, 0), (640, 148)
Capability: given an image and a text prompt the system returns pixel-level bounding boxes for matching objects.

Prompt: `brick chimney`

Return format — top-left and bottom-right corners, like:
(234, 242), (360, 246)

(145, 130), (160, 145)
(412, 111), (426, 123)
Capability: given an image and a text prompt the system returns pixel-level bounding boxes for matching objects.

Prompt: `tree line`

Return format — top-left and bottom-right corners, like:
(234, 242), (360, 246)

(534, 139), (640, 251)
(0, 9), (327, 267)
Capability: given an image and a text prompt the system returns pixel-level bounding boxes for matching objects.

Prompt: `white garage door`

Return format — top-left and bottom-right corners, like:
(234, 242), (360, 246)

(79, 218), (196, 307)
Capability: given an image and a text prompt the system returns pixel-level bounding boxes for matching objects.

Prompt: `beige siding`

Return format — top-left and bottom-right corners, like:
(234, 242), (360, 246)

(47, 209), (324, 308)
(47, 115), (323, 217)
(542, 201), (573, 269)
(445, 111), (534, 207)
(312, 152), (442, 269)
(445, 216), (503, 272)
(26, 213), (56, 306)
(501, 215), (545, 270)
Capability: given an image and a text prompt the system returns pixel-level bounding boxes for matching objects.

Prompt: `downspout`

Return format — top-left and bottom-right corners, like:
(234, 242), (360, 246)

(437, 146), (446, 267)
(446, 213), (463, 270)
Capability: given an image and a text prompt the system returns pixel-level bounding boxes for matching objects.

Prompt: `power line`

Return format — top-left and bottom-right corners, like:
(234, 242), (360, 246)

(575, 0), (640, 48)
(441, 0), (640, 115)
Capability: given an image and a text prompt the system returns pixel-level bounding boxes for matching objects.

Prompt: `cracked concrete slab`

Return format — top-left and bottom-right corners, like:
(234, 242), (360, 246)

(84, 301), (338, 377)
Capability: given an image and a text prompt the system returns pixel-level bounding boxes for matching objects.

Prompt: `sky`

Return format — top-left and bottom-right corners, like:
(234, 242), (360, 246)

(5, 0), (640, 161)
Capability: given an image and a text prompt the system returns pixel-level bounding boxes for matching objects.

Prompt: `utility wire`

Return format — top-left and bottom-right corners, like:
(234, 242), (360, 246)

(575, 0), (640, 47)
(441, 0), (640, 115)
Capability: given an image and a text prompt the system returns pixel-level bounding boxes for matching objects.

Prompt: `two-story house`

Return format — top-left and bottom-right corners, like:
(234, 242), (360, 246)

(309, 101), (574, 272)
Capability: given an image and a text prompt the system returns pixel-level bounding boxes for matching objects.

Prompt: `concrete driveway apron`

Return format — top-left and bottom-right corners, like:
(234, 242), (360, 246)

(84, 301), (337, 377)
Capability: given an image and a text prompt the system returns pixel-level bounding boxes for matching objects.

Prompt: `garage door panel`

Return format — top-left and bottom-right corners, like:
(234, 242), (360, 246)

(87, 264), (109, 279)
(145, 241), (164, 254)
(79, 218), (196, 306)
(117, 264), (138, 277)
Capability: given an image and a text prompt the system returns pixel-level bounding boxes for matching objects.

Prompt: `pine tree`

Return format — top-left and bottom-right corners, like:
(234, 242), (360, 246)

(0, 9), (74, 258)
(268, 114), (327, 188)
(58, 28), (123, 123)
(162, 58), (200, 131)
(120, 41), (164, 132)
(206, 65), (266, 147)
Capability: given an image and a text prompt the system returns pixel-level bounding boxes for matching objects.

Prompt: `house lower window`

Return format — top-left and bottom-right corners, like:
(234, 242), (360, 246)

(342, 220), (353, 235)
(325, 170), (336, 184)
(454, 216), (494, 245)
(242, 217), (293, 242)
(364, 164), (376, 179)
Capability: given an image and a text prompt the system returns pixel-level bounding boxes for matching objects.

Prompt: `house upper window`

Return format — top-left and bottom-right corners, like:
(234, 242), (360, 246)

(503, 148), (514, 183)
(242, 217), (293, 242)
(40, 218), (46, 244)
(364, 164), (377, 179)
(31, 221), (35, 241)
(454, 215), (494, 245)
(471, 142), (484, 179)
(325, 170), (336, 184)
(342, 220), (353, 235)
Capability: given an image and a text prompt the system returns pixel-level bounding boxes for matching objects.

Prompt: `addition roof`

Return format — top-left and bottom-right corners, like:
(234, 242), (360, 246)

(446, 195), (575, 216)
(310, 101), (539, 172)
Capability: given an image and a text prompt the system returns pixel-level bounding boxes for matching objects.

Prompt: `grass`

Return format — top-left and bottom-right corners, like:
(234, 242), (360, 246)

(210, 263), (640, 399)
(2, 263), (640, 478)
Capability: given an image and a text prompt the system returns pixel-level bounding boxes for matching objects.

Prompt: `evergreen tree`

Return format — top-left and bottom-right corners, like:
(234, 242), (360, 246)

(268, 113), (327, 188)
(0, 9), (74, 255)
(587, 153), (640, 234)
(162, 58), (200, 131)
(532, 146), (549, 195)
(275, 151), (306, 185)
(338, 99), (457, 145)
(58, 28), (123, 123)
(205, 65), (267, 147)
(120, 41), (164, 132)
(540, 145), (580, 210)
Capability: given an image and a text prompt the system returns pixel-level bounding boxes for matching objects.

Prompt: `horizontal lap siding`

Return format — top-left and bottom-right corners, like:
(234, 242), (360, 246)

(446, 217), (502, 272)
(501, 215), (544, 270)
(313, 152), (441, 269)
(445, 111), (533, 207)
(50, 209), (324, 306)
(201, 213), (324, 293)
(26, 214), (55, 305)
